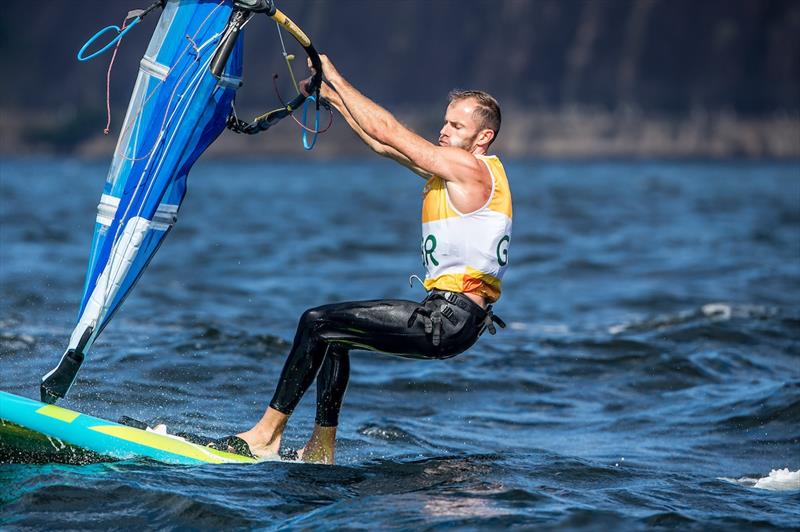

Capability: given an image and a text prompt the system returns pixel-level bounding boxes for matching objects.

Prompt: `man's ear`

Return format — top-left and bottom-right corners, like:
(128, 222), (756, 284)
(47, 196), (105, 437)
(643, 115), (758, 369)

(477, 128), (495, 147)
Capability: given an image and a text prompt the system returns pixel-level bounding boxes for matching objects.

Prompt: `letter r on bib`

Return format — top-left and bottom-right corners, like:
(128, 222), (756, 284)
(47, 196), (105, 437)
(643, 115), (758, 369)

(423, 234), (439, 266)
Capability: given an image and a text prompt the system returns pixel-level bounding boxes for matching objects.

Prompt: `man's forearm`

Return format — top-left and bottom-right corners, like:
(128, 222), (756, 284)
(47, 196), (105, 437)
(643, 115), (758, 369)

(321, 82), (390, 155)
(315, 55), (487, 187)
(325, 67), (443, 180)
(325, 71), (403, 149)
(322, 80), (431, 178)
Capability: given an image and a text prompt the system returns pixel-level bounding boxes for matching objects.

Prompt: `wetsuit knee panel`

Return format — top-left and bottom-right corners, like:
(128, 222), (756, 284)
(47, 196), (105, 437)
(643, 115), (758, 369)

(427, 328), (479, 359)
(299, 307), (328, 329)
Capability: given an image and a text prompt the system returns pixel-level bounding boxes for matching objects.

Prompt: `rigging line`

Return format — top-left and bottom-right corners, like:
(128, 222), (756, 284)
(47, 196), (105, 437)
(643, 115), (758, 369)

(275, 20), (300, 94)
(103, 16), (131, 135)
(272, 75), (333, 134)
(291, 102), (333, 134)
(239, 10), (256, 31)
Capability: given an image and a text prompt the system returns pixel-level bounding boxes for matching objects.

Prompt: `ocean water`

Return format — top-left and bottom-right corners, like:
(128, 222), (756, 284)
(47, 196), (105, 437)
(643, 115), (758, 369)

(1, 158), (798, 529)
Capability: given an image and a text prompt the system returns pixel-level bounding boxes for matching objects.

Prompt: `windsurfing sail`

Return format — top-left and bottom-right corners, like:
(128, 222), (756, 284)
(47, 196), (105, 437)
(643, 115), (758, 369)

(41, 0), (323, 404)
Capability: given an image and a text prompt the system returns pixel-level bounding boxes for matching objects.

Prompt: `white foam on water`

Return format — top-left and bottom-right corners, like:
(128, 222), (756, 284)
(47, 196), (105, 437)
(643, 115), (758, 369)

(608, 302), (780, 335)
(719, 468), (800, 492)
(701, 303), (732, 321)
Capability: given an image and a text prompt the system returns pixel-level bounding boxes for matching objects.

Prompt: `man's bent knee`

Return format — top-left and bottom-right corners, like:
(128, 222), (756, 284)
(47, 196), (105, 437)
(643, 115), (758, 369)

(299, 306), (327, 329)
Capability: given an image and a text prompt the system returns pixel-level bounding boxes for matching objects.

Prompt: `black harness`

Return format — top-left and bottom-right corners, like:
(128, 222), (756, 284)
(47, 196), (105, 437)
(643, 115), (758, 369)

(407, 290), (506, 346)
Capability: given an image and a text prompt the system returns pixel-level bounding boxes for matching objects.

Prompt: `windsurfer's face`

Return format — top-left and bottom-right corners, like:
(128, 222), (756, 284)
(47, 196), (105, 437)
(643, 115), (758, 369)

(438, 98), (487, 151)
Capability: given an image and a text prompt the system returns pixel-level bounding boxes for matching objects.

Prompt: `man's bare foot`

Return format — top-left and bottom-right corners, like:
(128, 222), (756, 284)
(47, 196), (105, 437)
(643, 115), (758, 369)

(299, 424), (337, 464)
(237, 407), (289, 459)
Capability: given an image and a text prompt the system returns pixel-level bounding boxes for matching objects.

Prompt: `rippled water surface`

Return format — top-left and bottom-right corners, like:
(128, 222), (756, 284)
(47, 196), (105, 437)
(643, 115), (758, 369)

(1, 159), (799, 529)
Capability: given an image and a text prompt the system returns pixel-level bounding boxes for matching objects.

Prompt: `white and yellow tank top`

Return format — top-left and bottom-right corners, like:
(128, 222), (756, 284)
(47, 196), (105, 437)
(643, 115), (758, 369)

(420, 154), (512, 303)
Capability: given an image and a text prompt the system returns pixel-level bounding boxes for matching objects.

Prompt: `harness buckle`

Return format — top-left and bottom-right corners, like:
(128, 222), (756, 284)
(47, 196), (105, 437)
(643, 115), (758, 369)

(440, 304), (456, 323)
(430, 311), (442, 346)
(479, 305), (506, 336)
(407, 304), (448, 347)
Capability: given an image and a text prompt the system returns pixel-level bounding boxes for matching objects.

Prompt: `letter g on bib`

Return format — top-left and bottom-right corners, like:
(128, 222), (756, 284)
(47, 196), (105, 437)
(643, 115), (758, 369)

(496, 234), (510, 266)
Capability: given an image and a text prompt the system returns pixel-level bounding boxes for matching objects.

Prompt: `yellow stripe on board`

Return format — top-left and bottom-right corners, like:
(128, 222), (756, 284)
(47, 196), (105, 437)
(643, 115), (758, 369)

(36, 405), (80, 423)
(89, 425), (255, 464)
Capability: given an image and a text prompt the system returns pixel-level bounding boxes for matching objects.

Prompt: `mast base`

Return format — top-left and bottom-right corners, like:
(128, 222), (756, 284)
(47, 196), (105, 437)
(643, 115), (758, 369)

(40, 349), (85, 404)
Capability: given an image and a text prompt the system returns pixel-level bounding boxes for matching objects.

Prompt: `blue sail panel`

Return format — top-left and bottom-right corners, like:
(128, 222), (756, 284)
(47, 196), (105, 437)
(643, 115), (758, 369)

(42, 0), (325, 404)
(59, 0), (242, 373)
(79, 0), (241, 317)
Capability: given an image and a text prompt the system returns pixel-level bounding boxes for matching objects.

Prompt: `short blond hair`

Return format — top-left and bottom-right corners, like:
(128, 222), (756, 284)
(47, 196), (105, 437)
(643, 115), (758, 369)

(448, 89), (501, 144)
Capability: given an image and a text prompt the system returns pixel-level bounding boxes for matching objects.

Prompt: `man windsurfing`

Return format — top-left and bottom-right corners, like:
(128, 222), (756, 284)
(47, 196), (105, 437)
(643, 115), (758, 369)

(233, 55), (512, 463)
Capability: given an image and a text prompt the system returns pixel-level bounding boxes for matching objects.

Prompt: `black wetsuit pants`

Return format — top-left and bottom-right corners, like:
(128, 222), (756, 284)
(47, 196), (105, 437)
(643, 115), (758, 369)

(269, 290), (492, 426)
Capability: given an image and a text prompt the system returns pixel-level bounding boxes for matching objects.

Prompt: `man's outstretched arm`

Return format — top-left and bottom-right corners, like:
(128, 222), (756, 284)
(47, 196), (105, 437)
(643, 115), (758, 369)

(319, 56), (486, 187)
(318, 80), (432, 179)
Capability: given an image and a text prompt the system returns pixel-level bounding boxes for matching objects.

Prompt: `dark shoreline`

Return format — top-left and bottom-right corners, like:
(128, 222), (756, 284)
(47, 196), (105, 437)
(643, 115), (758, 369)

(2, 106), (798, 160)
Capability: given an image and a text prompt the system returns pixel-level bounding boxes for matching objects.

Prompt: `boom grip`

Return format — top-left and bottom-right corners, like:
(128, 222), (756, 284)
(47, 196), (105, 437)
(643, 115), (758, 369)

(304, 44), (323, 95)
(210, 8), (250, 78)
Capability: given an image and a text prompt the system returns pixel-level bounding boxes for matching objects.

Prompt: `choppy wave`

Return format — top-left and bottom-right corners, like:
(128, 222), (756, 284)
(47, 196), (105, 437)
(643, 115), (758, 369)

(2, 160), (799, 528)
